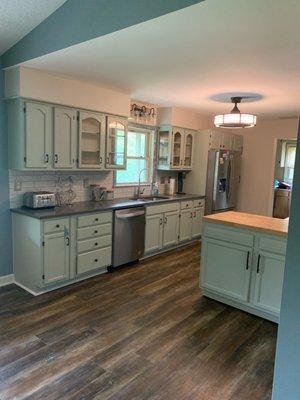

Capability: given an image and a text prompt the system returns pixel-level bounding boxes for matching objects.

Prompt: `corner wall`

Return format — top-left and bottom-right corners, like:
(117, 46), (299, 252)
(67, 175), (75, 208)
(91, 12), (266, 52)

(237, 118), (298, 216)
(0, 59), (12, 276)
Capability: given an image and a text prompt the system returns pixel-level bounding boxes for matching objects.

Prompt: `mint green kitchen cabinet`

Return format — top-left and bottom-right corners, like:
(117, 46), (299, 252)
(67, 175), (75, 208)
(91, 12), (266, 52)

(179, 209), (193, 242)
(78, 111), (106, 169)
(201, 221), (287, 322)
(252, 251), (285, 315)
(192, 207), (204, 238)
(43, 230), (70, 285)
(106, 116), (127, 169)
(201, 238), (252, 302)
(162, 210), (179, 248)
(179, 199), (204, 243)
(145, 213), (164, 253)
(53, 107), (77, 169)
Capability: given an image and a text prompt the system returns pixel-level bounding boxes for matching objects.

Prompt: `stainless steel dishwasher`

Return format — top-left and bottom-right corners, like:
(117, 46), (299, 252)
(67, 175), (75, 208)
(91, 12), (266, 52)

(112, 207), (146, 268)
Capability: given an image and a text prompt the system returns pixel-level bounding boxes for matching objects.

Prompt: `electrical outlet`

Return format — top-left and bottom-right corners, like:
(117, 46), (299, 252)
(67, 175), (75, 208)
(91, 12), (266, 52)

(83, 179), (89, 188)
(14, 179), (22, 191)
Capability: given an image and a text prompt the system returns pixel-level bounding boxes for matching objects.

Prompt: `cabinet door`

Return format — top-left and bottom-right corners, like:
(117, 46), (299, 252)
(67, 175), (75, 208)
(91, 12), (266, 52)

(163, 210), (179, 248)
(192, 207), (204, 238)
(221, 132), (233, 150)
(145, 214), (163, 253)
(43, 231), (70, 285)
(157, 129), (172, 169)
(25, 102), (52, 168)
(79, 111), (106, 169)
(183, 131), (194, 169)
(232, 134), (243, 153)
(106, 116), (127, 169)
(53, 107), (76, 169)
(179, 209), (193, 242)
(201, 238), (252, 302)
(209, 131), (221, 150)
(171, 128), (184, 169)
(252, 251), (285, 315)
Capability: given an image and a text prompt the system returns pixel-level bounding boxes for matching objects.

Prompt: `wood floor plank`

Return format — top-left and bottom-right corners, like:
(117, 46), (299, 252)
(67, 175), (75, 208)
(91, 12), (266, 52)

(0, 242), (276, 400)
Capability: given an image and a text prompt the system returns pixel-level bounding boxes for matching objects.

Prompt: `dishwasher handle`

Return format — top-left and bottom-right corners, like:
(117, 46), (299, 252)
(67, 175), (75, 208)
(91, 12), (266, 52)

(115, 209), (145, 219)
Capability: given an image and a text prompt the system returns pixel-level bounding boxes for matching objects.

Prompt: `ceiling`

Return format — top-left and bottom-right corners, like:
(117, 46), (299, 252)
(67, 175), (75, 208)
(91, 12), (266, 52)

(21, 0), (300, 117)
(0, 0), (66, 55)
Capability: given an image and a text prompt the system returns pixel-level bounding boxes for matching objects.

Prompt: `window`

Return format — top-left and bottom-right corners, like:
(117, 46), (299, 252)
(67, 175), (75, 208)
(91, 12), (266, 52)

(115, 127), (154, 185)
(283, 143), (296, 184)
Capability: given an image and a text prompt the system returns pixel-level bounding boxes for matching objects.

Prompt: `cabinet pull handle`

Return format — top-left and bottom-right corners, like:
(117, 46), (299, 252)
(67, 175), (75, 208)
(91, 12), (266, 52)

(164, 217), (167, 224)
(194, 211), (196, 218)
(190, 212), (193, 218)
(159, 218), (163, 225)
(246, 251), (250, 270)
(66, 237), (70, 246)
(257, 254), (261, 273)
(54, 154), (59, 163)
(45, 154), (49, 163)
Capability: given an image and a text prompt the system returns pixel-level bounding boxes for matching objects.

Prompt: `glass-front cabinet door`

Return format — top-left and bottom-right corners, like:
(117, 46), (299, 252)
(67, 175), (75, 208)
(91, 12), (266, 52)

(183, 130), (194, 170)
(171, 128), (184, 169)
(106, 116), (127, 169)
(157, 129), (171, 169)
(78, 111), (106, 169)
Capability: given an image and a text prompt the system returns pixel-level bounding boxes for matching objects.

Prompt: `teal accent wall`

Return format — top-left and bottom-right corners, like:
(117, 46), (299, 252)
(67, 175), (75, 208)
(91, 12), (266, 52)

(272, 120), (300, 399)
(2, 0), (204, 68)
(0, 58), (12, 276)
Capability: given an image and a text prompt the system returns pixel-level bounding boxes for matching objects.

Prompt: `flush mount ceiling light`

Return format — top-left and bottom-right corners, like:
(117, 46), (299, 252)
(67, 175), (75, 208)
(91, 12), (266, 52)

(214, 96), (257, 129)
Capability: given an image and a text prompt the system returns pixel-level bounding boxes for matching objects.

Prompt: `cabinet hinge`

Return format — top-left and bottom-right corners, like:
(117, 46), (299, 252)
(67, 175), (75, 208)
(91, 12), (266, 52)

(42, 274), (45, 280)
(42, 241), (45, 246)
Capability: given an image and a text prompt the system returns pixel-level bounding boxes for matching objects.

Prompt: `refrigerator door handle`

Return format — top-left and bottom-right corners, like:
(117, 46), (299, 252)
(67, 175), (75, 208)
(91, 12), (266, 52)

(226, 159), (231, 200)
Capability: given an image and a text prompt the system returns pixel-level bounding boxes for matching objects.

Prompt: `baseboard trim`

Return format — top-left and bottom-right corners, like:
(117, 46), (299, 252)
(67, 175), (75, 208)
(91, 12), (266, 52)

(0, 274), (14, 287)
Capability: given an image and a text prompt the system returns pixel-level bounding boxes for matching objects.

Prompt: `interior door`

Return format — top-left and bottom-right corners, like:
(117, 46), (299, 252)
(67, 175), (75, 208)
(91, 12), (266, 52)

(53, 107), (76, 169)
(43, 231), (70, 285)
(163, 210), (179, 248)
(25, 102), (52, 168)
(252, 251), (285, 314)
(106, 116), (127, 169)
(79, 111), (106, 169)
(201, 238), (252, 302)
(145, 213), (163, 253)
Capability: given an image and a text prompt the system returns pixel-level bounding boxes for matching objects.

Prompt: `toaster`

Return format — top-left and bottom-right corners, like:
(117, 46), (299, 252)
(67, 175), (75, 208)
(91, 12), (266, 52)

(23, 191), (56, 209)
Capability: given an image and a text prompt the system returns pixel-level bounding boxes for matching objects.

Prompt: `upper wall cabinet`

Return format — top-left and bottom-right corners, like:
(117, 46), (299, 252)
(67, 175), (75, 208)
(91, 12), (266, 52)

(54, 107), (77, 169)
(157, 125), (195, 171)
(106, 116), (127, 169)
(208, 131), (243, 153)
(7, 99), (128, 171)
(78, 111), (106, 169)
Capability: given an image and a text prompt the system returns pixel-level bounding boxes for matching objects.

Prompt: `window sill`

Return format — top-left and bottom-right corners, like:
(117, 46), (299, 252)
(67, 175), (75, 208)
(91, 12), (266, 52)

(114, 183), (151, 188)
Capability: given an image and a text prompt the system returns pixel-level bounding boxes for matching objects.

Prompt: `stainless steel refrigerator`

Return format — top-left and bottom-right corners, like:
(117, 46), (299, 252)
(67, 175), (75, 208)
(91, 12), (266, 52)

(205, 149), (241, 215)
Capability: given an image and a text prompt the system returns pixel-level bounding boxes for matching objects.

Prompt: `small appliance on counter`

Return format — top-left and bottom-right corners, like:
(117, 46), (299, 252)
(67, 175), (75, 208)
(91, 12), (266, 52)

(23, 191), (56, 209)
(90, 185), (107, 201)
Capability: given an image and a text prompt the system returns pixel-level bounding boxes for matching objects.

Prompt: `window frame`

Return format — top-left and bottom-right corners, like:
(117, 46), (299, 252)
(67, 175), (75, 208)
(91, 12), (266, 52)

(114, 126), (155, 187)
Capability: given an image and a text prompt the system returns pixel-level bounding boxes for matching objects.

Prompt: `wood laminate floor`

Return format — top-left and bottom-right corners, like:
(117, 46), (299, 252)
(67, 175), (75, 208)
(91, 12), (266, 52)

(0, 243), (277, 400)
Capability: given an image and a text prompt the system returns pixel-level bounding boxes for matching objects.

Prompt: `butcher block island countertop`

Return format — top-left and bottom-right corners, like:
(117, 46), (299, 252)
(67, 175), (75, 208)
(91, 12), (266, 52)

(203, 211), (288, 237)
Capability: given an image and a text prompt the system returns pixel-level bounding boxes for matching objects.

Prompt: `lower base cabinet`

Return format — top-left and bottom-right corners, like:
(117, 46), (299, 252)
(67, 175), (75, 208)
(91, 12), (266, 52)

(43, 231), (70, 285)
(201, 222), (287, 322)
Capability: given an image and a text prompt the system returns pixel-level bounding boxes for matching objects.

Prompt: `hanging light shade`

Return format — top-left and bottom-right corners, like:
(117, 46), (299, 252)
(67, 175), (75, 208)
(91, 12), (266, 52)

(214, 97), (257, 128)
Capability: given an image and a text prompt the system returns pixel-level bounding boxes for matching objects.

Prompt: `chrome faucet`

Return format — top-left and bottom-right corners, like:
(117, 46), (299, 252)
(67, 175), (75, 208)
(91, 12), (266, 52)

(135, 168), (147, 199)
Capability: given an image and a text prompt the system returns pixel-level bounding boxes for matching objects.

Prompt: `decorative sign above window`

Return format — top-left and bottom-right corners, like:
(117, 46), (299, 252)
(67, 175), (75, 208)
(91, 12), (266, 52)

(129, 101), (157, 126)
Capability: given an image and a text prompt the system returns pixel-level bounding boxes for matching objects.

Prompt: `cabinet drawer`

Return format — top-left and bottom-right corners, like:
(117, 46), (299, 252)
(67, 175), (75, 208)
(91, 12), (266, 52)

(146, 202), (179, 216)
(193, 199), (205, 208)
(259, 236), (287, 255)
(77, 247), (111, 275)
(77, 212), (112, 228)
(203, 223), (254, 247)
(77, 223), (112, 240)
(77, 235), (112, 253)
(44, 218), (70, 234)
(180, 201), (193, 210)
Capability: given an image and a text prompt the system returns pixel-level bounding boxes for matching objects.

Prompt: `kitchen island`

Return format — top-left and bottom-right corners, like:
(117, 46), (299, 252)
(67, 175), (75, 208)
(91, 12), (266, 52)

(200, 211), (288, 322)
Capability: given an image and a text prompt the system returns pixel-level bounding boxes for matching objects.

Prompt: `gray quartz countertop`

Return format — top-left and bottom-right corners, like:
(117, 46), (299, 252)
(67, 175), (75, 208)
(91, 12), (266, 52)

(11, 194), (205, 219)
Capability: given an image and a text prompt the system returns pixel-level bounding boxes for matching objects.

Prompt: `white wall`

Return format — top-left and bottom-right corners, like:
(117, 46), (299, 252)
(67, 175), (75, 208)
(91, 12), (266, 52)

(5, 67), (130, 117)
(157, 106), (211, 130)
(238, 118), (299, 216)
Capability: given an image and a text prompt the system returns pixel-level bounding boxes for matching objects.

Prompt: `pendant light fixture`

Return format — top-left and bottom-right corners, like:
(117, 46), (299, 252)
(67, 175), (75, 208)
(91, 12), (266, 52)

(214, 96), (257, 128)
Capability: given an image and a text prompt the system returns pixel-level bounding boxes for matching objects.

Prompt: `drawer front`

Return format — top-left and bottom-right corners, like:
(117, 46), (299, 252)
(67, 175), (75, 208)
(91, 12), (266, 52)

(203, 223), (254, 247)
(180, 201), (193, 210)
(44, 218), (70, 234)
(77, 235), (112, 253)
(193, 199), (205, 208)
(77, 223), (112, 240)
(259, 236), (287, 255)
(146, 202), (180, 216)
(77, 247), (111, 275)
(77, 212), (112, 228)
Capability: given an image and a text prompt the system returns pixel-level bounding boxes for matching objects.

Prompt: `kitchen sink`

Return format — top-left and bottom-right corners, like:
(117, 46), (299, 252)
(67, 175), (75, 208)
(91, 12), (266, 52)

(130, 196), (169, 202)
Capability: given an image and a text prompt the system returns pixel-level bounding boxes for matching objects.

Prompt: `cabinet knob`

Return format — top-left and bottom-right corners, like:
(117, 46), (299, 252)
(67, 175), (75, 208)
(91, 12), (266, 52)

(95, 242), (98, 246)
(94, 230), (98, 234)
(94, 259), (98, 262)
(95, 218), (99, 222)
(56, 224), (60, 228)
